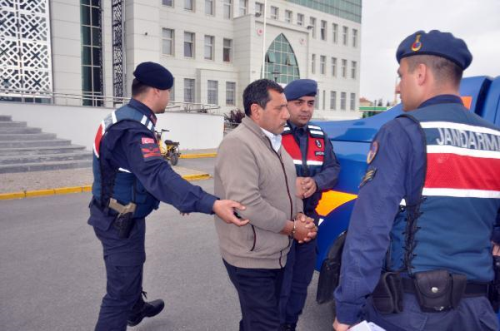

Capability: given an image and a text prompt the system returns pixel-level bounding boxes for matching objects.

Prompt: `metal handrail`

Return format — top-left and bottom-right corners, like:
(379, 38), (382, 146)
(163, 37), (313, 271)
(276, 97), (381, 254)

(0, 88), (221, 113)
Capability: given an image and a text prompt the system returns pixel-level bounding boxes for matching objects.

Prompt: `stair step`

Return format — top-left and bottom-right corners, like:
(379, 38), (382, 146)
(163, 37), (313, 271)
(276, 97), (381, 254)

(0, 145), (87, 156)
(0, 152), (92, 165)
(0, 127), (42, 134)
(0, 133), (56, 141)
(0, 121), (27, 128)
(0, 139), (72, 148)
(0, 160), (92, 174)
(0, 115), (12, 121)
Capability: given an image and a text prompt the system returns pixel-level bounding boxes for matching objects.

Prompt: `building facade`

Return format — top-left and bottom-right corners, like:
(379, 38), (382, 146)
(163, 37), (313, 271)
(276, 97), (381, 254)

(0, 0), (362, 120)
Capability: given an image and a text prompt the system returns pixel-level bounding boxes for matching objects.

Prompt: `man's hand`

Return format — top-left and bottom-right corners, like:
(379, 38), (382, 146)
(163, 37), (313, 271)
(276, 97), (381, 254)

(295, 177), (317, 199)
(493, 243), (500, 256)
(213, 200), (249, 226)
(333, 318), (350, 331)
(293, 213), (317, 243)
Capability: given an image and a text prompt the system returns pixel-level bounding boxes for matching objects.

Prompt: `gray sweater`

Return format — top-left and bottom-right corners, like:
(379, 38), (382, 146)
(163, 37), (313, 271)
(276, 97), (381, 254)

(214, 117), (302, 269)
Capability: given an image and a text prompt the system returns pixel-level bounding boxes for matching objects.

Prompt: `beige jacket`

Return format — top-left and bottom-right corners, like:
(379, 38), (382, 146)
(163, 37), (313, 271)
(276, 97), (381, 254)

(214, 117), (302, 269)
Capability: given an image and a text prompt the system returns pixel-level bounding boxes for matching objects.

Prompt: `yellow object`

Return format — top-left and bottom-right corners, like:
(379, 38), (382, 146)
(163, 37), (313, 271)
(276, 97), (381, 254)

(315, 190), (358, 217)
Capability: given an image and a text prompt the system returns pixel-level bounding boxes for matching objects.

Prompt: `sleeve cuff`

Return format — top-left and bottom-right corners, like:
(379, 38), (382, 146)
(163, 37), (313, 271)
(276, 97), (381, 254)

(198, 193), (218, 214)
(334, 300), (363, 325)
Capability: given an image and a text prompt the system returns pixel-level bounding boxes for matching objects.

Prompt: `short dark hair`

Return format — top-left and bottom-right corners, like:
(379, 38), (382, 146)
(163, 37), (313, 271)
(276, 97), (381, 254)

(406, 55), (463, 87)
(243, 79), (284, 116)
(131, 79), (151, 97)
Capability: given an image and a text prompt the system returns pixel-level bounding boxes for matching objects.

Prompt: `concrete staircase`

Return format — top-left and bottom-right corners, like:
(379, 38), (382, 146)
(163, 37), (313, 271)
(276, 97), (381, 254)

(0, 115), (92, 174)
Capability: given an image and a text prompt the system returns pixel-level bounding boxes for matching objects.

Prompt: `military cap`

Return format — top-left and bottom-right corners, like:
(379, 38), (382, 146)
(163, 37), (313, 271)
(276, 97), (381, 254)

(284, 79), (317, 101)
(396, 30), (472, 70)
(133, 62), (174, 90)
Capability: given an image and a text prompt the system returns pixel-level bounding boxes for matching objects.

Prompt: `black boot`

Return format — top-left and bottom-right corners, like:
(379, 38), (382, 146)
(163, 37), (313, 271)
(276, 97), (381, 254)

(127, 292), (165, 327)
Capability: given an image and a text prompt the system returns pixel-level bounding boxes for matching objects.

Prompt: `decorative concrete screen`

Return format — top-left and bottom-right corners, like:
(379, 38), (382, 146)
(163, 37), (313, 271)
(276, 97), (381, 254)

(0, 0), (52, 100)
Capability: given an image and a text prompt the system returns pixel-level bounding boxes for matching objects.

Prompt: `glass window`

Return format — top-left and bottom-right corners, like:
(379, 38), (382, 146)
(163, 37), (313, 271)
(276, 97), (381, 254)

(342, 59), (347, 78)
(264, 33), (300, 84)
(270, 6), (278, 20)
(310, 17), (316, 38)
(239, 0), (247, 16)
(208, 80), (218, 104)
(350, 92), (356, 110)
(341, 92), (346, 110)
(184, 32), (195, 58)
(351, 61), (357, 79)
(320, 20), (327, 41)
(331, 57), (337, 77)
(330, 91), (337, 110)
(315, 89), (319, 109)
(184, 78), (195, 102)
(297, 13), (304, 26)
(342, 26), (348, 45)
(311, 54), (316, 74)
(204, 35), (214, 60)
(162, 28), (174, 55)
(323, 90), (326, 109)
(184, 0), (193, 11)
(332, 23), (338, 43)
(223, 38), (232, 62)
(352, 29), (358, 47)
(205, 0), (214, 15)
(162, 0), (173, 7)
(170, 82), (175, 101)
(320, 55), (326, 74)
(226, 82), (236, 105)
(285, 10), (292, 23)
(255, 2), (264, 16)
(224, 0), (232, 19)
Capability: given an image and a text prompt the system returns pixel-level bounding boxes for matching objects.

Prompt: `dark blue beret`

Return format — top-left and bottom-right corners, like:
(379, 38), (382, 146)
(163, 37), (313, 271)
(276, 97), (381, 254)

(133, 62), (174, 90)
(396, 30), (472, 70)
(284, 79), (317, 101)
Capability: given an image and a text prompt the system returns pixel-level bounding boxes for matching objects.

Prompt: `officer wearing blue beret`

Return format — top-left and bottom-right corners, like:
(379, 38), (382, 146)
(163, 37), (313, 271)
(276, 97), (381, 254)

(280, 79), (340, 331)
(334, 30), (500, 331)
(88, 61), (248, 330)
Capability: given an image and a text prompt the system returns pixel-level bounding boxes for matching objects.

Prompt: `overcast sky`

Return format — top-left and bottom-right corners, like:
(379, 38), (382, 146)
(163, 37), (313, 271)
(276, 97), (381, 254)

(360, 0), (500, 104)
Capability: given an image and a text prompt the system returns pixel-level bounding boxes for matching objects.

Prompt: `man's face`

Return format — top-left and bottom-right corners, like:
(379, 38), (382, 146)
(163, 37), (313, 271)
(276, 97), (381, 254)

(396, 58), (420, 112)
(256, 89), (290, 134)
(287, 96), (315, 127)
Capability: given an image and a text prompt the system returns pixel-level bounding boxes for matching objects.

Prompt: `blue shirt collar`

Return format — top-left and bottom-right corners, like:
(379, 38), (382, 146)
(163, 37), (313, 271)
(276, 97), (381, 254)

(418, 94), (463, 109)
(128, 98), (158, 125)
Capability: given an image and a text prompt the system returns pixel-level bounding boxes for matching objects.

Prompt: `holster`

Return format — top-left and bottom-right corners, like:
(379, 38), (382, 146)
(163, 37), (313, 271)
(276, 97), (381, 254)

(412, 270), (466, 312)
(372, 272), (404, 314)
(316, 231), (347, 304)
(113, 213), (134, 239)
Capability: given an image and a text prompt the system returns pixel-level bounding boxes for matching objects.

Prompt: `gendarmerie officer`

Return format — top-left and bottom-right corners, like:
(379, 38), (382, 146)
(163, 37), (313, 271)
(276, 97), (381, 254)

(333, 31), (500, 331)
(280, 79), (340, 331)
(89, 62), (247, 331)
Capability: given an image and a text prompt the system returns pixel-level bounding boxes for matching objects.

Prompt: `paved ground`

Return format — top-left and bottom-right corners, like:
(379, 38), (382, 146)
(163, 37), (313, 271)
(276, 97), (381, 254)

(0, 150), (216, 194)
(0, 178), (335, 331)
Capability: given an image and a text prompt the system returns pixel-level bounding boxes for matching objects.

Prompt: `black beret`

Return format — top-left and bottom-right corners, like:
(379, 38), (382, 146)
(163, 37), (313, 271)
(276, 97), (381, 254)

(133, 62), (174, 90)
(396, 30), (472, 70)
(284, 79), (317, 101)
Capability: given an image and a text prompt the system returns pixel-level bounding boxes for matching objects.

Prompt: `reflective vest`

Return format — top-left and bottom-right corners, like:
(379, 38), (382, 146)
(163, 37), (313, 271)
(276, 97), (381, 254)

(389, 102), (500, 282)
(282, 123), (326, 213)
(92, 105), (160, 218)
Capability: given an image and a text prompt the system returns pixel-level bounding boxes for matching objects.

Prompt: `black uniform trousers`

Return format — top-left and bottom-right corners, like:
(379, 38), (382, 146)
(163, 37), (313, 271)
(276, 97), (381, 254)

(93, 217), (146, 331)
(224, 259), (285, 331)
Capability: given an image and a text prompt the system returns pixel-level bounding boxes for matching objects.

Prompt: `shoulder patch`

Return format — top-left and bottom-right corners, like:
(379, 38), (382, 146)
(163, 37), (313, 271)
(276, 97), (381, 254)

(367, 141), (379, 164)
(142, 137), (155, 144)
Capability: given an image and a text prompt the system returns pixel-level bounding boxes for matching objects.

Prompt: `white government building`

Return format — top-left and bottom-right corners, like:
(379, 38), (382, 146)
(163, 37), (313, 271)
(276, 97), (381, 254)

(0, 0), (362, 120)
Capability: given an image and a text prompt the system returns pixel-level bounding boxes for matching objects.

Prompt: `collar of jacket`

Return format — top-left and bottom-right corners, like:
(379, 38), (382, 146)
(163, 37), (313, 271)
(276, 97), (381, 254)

(241, 117), (279, 153)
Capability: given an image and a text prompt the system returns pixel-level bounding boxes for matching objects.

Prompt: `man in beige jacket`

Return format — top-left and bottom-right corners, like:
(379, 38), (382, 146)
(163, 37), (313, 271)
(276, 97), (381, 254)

(214, 79), (317, 331)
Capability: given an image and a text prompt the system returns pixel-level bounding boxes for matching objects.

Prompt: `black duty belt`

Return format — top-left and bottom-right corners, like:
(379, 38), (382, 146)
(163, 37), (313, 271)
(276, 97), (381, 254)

(401, 277), (489, 298)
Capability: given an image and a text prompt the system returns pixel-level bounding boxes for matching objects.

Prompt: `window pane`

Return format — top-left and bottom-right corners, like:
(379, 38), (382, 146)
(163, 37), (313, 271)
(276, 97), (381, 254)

(82, 47), (91, 65)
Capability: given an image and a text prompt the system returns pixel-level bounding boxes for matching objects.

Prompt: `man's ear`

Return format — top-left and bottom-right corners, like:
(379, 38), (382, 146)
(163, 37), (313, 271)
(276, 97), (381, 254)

(250, 103), (261, 119)
(416, 63), (428, 86)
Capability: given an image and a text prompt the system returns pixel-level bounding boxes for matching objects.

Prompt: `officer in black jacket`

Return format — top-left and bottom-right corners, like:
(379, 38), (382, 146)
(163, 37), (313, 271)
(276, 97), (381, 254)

(89, 62), (248, 331)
